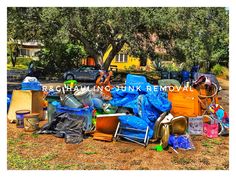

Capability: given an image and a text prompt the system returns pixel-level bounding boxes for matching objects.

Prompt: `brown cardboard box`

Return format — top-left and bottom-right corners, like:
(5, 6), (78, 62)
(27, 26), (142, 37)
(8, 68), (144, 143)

(8, 90), (44, 122)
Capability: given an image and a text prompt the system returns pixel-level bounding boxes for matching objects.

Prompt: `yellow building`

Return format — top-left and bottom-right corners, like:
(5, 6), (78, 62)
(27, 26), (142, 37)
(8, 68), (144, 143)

(103, 44), (156, 72)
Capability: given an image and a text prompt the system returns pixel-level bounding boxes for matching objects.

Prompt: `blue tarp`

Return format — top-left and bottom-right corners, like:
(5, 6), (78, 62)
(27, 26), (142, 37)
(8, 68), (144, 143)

(110, 74), (172, 139)
(21, 81), (42, 91)
(7, 93), (12, 112)
(118, 115), (154, 139)
(168, 134), (194, 150)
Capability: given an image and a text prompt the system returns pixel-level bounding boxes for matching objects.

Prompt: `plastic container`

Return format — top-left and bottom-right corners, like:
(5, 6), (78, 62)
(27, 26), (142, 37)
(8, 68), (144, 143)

(15, 110), (30, 128)
(203, 119), (218, 138)
(91, 97), (104, 109)
(56, 104), (93, 131)
(61, 94), (83, 108)
(188, 116), (203, 135)
(74, 89), (93, 107)
(46, 96), (60, 123)
(96, 113), (126, 134)
(24, 113), (40, 132)
(42, 107), (48, 121)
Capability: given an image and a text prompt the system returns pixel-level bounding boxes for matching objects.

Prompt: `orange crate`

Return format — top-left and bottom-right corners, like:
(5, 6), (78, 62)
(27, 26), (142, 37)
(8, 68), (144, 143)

(168, 87), (201, 117)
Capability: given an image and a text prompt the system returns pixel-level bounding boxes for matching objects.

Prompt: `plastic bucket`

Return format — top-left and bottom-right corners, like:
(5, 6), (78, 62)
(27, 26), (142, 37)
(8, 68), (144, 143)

(15, 110), (30, 128)
(24, 113), (40, 132)
(46, 96), (60, 123)
(74, 89), (93, 107)
(61, 94), (83, 108)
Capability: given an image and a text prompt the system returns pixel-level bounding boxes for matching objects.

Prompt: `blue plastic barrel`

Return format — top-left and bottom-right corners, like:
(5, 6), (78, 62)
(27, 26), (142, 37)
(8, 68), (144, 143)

(181, 70), (190, 82)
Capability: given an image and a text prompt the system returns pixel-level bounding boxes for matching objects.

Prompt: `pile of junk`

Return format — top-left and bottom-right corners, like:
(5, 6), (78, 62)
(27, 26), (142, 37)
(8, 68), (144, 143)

(7, 72), (229, 152)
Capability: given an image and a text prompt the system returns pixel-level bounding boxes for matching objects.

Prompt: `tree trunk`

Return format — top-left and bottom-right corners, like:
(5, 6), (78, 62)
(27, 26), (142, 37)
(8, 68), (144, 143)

(103, 41), (125, 71)
(10, 54), (16, 67)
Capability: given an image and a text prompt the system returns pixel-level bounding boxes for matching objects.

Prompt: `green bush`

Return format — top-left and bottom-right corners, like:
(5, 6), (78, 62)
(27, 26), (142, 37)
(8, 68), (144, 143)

(165, 63), (180, 72)
(222, 66), (229, 80)
(7, 56), (33, 66)
(211, 64), (223, 76)
(128, 65), (137, 71)
(211, 64), (229, 79)
(16, 57), (32, 66)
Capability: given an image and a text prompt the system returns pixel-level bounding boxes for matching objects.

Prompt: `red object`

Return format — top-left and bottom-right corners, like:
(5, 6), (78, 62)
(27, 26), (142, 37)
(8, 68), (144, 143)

(87, 57), (95, 66)
(203, 121), (218, 138)
(82, 57), (95, 66)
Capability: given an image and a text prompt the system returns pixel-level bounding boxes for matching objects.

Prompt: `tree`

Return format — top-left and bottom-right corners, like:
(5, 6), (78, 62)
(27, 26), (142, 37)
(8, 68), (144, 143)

(7, 7), (229, 72)
(7, 7), (179, 70)
(173, 8), (229, 71)
(7, 40), (20, 67)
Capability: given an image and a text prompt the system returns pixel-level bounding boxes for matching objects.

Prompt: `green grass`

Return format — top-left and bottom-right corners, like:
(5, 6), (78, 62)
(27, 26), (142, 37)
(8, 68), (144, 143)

(184, 166), (201, 170)
(18, 141), (40, 149)
(120, 147), (135, 153)
(54, 164), (78, 170)
(7, 64), (28, 70)
(199, 157), (210, 165)
(82, 151), (97, 155)
(201, 139), (222, 148)
(30, 133), (39, 138)
(8, 150), (59, 170)
(171, 156), (193, 165)
(18, 132), (27, 139)
(8, 133), (28, 146)
(8, 138), (21, 145)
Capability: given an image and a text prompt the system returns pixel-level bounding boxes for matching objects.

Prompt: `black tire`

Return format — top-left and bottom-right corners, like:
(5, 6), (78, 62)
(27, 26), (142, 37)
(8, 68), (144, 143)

(65, 74), (75, 80)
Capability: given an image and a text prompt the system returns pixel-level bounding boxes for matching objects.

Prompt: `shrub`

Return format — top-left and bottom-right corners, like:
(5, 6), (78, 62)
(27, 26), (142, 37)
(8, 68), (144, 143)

(222, 66), (229, 80)
(211, 64), (229, 79)
(16, 57), (32, 66)
(211, 64), (223, 76)
(165, 63), (180, 72)
(128, 65), (137, 71)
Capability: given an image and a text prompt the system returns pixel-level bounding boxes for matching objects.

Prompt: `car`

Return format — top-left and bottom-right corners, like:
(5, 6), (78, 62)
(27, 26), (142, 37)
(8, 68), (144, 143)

(63, 65), (100, 81)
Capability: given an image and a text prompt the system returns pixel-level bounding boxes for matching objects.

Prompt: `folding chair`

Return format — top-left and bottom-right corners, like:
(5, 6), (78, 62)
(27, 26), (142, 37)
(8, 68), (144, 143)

(114, 122), (150, 147)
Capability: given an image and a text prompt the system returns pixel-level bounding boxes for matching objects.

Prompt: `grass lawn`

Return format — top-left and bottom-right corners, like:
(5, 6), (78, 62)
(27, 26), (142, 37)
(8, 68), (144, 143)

(7, 64), (28, 70)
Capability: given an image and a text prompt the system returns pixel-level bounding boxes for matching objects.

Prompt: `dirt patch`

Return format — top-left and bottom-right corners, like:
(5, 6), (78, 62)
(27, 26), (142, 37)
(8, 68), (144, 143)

(7, 122), (229, 170)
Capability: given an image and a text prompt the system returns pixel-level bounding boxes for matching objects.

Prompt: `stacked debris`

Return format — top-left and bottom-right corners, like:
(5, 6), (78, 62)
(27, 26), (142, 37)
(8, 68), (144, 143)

(110, 74), (172, 146)
(7, 73), (229, 152)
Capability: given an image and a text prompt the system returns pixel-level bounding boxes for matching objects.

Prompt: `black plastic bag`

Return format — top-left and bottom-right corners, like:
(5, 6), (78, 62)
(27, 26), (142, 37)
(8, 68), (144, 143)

(37, 112), (84, 144)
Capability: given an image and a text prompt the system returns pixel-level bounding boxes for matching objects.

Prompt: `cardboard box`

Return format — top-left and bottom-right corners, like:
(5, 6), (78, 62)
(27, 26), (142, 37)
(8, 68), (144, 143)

(8, 90), (44, 122)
